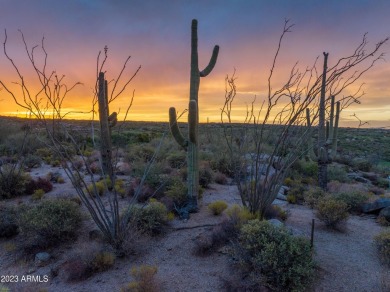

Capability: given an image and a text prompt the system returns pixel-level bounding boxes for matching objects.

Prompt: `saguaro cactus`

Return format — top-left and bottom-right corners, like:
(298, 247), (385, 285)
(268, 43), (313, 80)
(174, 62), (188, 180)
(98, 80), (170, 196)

(98, 72), (117, 183)
(169, 19), (219, 215)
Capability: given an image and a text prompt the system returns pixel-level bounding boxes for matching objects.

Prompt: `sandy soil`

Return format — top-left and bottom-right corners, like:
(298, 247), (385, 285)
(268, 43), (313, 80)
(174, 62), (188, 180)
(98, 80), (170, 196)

(1, 173), (389, 291)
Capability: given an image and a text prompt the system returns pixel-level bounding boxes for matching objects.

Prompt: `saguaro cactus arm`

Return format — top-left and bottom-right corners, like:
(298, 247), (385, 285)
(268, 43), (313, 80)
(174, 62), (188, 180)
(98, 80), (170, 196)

(200, 45), (220, 77)
(169, 107), (187, 149)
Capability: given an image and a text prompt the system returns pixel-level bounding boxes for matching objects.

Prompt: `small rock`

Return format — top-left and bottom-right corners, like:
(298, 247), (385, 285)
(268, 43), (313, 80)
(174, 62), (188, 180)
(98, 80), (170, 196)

(35, 252), (51, 267)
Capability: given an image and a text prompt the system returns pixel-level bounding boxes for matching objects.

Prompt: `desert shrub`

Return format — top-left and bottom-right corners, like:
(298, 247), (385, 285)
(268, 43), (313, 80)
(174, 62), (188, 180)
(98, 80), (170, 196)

(374, 177), (389, 189)
(316, 197), (349, 229)
(214, 171), (228, 185)
(294, 159), (318, 177)
(210, 155), (233, 177)
(353, 158), (372, 172)
(0, 165), (27, 199)
(264, 205), (288, 221)
(32, 189), (45, 201)
(25, 177), (53, 195)
(327, 164), (349, 183)
(90, 251), (116, 272)
(0, 205), (19, 238)
(24, 154), (42, 168)
(127, 144), (155, 163)
(199, 162), (213, 188)
(334, 191), (370, 213)
(374, 230), (390, 266)
(208, 200), (228, 215)
(166, 151), (186, 168)
(121, 265), (159, 292)
(286, 184), (306, 204)
(19, 199), (82, 248)
(236, 219), (314, 291)
(131, 201), (168, 235)
(164, 178), (187, 206)
(303, 187), (326, 208)
(225, 204), (257, 229)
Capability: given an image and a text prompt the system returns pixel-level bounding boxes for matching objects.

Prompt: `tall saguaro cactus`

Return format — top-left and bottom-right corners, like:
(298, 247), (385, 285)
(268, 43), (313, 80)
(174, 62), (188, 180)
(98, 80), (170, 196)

(318, 52), (329, 190)
(169, 19), (219, 214)
(98, 72), (117, 183)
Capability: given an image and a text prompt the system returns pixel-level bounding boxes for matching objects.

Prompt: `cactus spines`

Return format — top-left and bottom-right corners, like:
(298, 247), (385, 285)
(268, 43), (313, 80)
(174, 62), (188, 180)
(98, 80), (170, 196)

(98, 72), (116, 182)
(169, 19), (219, 215)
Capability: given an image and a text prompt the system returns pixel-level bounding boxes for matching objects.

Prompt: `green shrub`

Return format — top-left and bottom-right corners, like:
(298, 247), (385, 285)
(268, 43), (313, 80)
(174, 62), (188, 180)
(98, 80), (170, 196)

(131, 201), (168, 235)
(0, 205), (19, 238)
(164, 178), (187, 206)
(199, 162), (213, 188)
(327, 164), (349, 183)
(90, 251), (116, 272)
(166, 152), (186, 168)
(316, 197), (349, 228)
(237, 219), (314, 291)
(353, 158), (372, 172)
(374, 229), (390, 266)
(24, 154), (42, 168)
(19, 199), (82, 248)
(0, 165), (27, 199)
(303, 187), (326, 208)
(264, 205), (288, 221)
(214, 171), (228, 184)
(295, 159), (318, 177)
(334, 191), (370, 213)
(225, 205), (257, 228)
(208, 201), (228, 215)
(287, 184), (306, 203)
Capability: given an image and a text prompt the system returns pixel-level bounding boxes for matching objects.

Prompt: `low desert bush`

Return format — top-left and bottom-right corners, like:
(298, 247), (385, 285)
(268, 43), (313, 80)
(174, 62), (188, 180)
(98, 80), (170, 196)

(130, 201), (168, 235)
(352, 158), (372, 172)
(19, 199), (82, 248)
(316, 197), (349, 229)
(214, 171), (228, 185)
(374, 229), (390, 266)
(24, 154), (42, 168)
(31, 189), (45, 201)
(225, 204), (257, 229)
(208, 200), (228, 215)
(199, 162), (213, 188)
(0, 205), (19, 238)
(236, 219), (314, 291)
(327, 164), (349, 183)
(25, 177), (53, 195)
(0, 165), (27, 199)
(334, 191), (370, 214)
(166, 151), (186, 169)
(164, 178), (187, 206)
(263, 205), (288, 221)
(121, 265), (159, 292)
(303, 187), (326, 208)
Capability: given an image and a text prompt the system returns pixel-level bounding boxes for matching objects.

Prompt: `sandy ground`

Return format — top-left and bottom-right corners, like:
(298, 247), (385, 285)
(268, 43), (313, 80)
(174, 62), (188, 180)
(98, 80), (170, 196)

(1, 173), (389, 291)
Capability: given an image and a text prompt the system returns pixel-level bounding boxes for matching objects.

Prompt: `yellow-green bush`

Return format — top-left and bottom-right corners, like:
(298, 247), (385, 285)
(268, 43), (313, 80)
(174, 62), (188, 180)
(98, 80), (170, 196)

(303, 186), (326, 208)
(90, 251), (116, 272)
(334, 191), (370, 214)
(208, 200), (228, 215)
(225, 204), (257, 227)
(374, 229), (390, 266)
(316, 197), (349, 229)
(19, 199), (82, 248)
(237, 219), (314, 291)
(121, 265), (158, 292)
(32, 189), (45, 201)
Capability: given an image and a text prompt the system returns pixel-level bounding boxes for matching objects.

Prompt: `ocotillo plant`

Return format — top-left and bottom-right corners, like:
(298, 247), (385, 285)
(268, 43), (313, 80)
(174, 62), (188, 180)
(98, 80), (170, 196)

(98, 72), (117, 183)
(169, 19), (219, 215)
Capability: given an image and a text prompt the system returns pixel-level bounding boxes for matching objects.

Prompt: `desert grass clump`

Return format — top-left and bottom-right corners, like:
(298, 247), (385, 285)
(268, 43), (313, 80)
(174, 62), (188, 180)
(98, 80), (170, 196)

(263, 205), (288, 221)
(19, 199), (82, 248)
(121, 265), (159, 292)
(316, 196), (349, 229)
(208, 200), (228, 215)
(236, 219), (314, 291)
(374, 229), (390, 266)
(225, 204), (258, 228)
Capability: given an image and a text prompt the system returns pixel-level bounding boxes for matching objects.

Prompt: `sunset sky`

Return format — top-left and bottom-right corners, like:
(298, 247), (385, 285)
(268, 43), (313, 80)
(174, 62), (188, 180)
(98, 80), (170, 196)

(1, 0), (390, 127)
